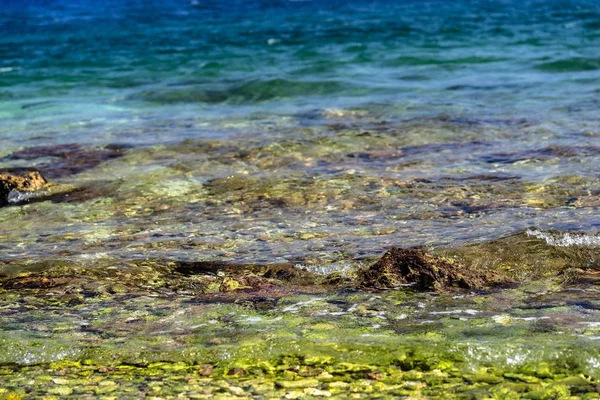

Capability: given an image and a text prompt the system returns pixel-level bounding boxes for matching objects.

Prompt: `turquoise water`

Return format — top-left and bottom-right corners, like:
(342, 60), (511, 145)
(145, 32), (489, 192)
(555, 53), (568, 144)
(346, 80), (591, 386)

(1, 0), (599, 148)
(0, 1), (600, 261)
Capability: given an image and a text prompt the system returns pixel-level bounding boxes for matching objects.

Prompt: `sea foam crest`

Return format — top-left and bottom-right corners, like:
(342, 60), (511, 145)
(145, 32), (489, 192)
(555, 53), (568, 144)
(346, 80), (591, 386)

(7, 189), (46, 204)
(526, 229), (600, 247)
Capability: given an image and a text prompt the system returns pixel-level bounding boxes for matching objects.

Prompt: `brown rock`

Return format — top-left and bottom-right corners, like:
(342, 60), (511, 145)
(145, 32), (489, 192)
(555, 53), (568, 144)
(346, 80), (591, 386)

(227, 368), (248, 376)
(197, 364), (214, 376)
(2, 276), (66, 290)
(365, 372), (383, 380)
(0, 171), (47, 205)
(358, 247), (512, 292)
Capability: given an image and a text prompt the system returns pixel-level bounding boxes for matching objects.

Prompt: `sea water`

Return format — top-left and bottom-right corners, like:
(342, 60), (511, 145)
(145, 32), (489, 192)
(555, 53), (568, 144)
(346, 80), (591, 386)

(1, 0), (600, 397)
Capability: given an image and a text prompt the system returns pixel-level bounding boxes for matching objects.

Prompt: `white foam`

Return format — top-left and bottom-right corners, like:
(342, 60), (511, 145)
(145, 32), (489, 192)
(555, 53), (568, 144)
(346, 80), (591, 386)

(295, 263), (353, 276)
(281, 297), (321, 312)
(429, 309), (478, 316)
(526, 229), (600, 247)
(7, 189), (48, 204)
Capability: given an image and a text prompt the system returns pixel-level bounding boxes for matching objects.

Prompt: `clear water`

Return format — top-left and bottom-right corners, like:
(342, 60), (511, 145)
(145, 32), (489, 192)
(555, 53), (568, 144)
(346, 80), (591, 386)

(1, 0), (600, 395)
(1, 0), (599, 263)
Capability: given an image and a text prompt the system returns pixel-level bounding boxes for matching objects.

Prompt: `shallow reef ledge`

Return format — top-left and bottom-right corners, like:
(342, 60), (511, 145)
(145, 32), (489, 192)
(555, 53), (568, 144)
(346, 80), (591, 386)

(2, 228), (597, 296)
(359, 228), (600, 292)
(2, 229), (600, 398)
(358, 247), (515, 292)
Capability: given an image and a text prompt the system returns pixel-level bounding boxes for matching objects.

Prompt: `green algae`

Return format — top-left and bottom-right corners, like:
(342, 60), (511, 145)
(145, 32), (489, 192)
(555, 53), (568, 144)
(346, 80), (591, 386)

(0, 347), (599, 399)
(2, 269), (600, 397)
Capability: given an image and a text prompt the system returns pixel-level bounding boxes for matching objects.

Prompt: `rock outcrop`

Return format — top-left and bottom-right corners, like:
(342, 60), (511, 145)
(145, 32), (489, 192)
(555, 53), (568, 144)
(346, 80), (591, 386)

(0, 171), (47, 206)
(358, 247), (514, 292)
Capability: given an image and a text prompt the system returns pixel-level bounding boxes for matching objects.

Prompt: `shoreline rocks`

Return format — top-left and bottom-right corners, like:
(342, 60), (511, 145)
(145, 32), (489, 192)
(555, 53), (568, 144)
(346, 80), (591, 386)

(358, 247), (514, 292)
(0, 171), (47, 206)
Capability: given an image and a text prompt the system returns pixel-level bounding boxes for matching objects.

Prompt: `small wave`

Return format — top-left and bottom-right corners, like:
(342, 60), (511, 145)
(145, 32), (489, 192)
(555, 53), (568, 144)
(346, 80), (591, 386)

(385, 56), (505, 67)
(526, 229), (600, 248)
(135, 78), (353, 104)
(536, 58), (600, 72)
(7, 189), (49, 204)
(295, 262), (354, 276)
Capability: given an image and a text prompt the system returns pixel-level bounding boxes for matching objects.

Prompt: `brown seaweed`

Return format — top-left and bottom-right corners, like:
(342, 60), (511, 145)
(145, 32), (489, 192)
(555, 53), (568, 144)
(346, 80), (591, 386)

(359, 247), (514, 292)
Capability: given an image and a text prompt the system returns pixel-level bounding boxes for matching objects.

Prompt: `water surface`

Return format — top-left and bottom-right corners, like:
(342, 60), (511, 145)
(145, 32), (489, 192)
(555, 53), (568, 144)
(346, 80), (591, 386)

(1, 0), (600, 397)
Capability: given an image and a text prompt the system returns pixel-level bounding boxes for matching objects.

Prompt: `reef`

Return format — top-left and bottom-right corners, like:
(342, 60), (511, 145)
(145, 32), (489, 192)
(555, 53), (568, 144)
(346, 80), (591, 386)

(1, 129), (600, 398)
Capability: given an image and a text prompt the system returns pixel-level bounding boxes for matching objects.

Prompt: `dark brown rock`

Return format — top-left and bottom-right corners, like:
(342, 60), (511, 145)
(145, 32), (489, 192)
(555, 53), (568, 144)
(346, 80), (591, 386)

(358, 247), (513, 292)
(197, 364), (214, 376)
(226, 368), (248, 376)
(2, 276), (67, 290)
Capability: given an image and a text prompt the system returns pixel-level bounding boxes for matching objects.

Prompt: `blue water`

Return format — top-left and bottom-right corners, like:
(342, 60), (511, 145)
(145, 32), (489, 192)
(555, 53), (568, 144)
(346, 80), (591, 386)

(1, 0), (599, 148)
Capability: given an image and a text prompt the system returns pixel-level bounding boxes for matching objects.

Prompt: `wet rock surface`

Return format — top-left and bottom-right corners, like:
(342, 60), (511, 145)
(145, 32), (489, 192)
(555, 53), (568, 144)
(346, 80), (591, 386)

(1, 116), (600, 397)
(0, 143), (131, 208)
(2, 267), (600, 399)
(1, 231), (600, 398)
(358, 247), (514, 292)
(0, 171), (47, 206)
(2, 143), (130, 179)
(0, 230), (598, 300)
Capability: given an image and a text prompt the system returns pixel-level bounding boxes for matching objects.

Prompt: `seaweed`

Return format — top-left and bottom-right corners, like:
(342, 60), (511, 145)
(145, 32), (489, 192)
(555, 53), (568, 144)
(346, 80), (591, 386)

(358, 247), (514, 292)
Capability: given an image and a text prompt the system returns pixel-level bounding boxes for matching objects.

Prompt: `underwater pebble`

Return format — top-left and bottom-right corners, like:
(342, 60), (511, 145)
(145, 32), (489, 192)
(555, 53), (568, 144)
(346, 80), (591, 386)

(304, 387), (332, 397)
(276, 378), (320, 389)
(228, 386), (245, 395)
(284, 390), (304, 399)
(47, 386), (73, 395)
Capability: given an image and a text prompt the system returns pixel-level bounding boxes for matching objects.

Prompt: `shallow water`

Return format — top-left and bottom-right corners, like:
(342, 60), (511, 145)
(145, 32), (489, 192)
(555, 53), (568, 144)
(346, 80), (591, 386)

(1, 0), (600, 398)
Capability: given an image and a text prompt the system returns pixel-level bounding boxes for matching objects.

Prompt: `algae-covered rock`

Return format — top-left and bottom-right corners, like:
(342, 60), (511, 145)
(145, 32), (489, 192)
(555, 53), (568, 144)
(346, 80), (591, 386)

(0, 171), (47, 206)
(439, 229), (600, 282)
(358, 247), (513, 292)
(171, 260), (333, 300)
(358, 229), (600, 293)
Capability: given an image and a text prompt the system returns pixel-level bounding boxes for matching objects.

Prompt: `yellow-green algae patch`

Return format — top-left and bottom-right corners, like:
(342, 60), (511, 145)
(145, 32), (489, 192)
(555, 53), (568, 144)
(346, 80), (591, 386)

(0, 341), (599, 398)
(2, 258), (600, 398)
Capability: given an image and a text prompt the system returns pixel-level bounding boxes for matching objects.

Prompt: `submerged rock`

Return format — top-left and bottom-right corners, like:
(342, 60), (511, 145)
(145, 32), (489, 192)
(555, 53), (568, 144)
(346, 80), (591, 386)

(359, 229), (600, 292)
(2, 143), (130, 179)
(358, 247), (513, 292)
(0, 171), (47, 206)
(439, 229), (600, 282)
